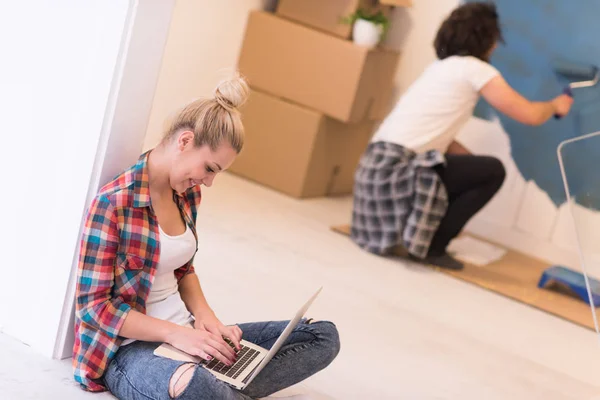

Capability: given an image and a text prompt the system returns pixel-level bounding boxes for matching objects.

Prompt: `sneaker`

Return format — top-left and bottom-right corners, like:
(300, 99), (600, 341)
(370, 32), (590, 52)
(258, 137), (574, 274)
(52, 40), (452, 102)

(411, 252), (464, 270)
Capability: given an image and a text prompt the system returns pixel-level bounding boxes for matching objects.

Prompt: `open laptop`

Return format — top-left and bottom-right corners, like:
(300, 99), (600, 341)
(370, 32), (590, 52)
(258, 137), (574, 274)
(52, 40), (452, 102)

(153, 287), (322, 390)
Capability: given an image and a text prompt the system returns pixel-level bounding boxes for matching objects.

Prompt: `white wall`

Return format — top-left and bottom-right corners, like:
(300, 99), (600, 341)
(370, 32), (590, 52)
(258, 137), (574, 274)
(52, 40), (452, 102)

(143, 0), (277, 150)
(0, 0), (132, 357)
(0, 0), (174, 358)
(384, 0), (459, 102)
(383, 0), (599, 272)
(461, 116), (600, 274)
(54, 0), (176, 359)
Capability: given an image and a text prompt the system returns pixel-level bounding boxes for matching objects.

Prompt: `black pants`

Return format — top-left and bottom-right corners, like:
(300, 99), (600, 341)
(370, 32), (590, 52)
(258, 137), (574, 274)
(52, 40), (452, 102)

(428, 154), (506, 256)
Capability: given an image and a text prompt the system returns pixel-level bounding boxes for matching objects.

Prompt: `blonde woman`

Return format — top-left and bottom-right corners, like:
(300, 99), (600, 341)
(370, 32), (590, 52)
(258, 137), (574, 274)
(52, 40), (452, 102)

(73, 75), (340, 399)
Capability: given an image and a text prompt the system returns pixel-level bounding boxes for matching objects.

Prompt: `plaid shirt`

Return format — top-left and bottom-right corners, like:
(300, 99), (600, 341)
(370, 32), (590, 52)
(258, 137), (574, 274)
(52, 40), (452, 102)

(351, 141), (448, 258)
(72, 152), (200, 391)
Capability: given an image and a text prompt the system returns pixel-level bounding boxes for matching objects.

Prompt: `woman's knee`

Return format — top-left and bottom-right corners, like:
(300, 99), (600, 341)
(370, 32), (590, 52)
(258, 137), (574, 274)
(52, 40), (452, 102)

(169, 363), (196, 398)
(171, 365), (241, 400)
(482, 156), (506, 186)
(309, 320), (341, 365)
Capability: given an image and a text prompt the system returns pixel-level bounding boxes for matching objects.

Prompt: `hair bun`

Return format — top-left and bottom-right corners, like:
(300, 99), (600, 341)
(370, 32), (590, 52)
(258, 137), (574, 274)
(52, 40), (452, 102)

(214, 73), (249, 111)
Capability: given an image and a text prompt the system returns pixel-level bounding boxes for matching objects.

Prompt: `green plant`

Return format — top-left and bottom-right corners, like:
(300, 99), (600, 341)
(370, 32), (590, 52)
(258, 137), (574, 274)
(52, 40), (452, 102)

(341, 9), (390, 39)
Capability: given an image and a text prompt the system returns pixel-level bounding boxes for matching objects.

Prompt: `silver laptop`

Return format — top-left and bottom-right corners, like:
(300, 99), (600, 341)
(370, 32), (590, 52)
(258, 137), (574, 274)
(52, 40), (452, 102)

(153, 287), (322, 390)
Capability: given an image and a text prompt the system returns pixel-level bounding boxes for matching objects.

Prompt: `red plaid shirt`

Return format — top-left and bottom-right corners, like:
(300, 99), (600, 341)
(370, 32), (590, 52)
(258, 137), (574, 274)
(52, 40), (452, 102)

(72, 152), (201, 391)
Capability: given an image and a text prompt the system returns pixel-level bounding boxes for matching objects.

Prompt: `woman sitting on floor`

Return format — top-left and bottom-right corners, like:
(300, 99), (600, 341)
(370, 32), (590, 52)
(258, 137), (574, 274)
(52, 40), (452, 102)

(73, 74), (340, 399)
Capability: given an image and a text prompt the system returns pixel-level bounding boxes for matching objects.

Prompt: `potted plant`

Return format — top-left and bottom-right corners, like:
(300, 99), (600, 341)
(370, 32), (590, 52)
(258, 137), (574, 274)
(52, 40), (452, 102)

(342, 9), (390, 49)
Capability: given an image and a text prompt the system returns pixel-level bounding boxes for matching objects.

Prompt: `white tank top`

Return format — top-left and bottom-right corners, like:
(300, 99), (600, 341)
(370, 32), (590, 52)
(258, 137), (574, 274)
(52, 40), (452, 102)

(122, 223), (197, 345)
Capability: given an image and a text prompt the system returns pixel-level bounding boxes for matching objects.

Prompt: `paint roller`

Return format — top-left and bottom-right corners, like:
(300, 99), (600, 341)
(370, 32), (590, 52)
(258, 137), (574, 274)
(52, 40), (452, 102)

(553, 59), (599, 118)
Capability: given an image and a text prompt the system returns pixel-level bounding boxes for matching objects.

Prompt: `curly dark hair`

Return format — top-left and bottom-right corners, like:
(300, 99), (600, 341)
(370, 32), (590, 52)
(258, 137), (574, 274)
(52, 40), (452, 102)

(434, 2), (503, 62)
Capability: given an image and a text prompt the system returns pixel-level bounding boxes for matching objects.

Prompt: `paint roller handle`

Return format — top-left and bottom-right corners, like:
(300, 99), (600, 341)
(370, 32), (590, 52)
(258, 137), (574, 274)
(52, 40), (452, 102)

(553, 87), (573, 119)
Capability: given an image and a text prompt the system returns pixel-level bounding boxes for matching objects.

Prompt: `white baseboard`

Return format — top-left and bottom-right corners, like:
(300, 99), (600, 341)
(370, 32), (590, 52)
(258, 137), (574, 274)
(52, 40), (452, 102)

(465, 218), (582, 271)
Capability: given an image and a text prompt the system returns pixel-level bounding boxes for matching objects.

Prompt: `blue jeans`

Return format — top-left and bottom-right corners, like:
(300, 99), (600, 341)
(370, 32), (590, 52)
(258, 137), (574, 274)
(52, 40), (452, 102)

(104, 319), (340, 399)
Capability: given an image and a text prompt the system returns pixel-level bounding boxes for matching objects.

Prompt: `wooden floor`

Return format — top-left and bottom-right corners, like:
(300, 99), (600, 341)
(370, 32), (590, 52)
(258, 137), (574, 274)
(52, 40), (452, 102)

(332, 224), (598, 331)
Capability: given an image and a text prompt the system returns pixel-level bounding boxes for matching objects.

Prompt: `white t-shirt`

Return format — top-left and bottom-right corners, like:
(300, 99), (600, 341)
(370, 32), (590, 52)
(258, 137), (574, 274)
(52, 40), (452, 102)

(122, 224), (197, 345)
(371, 56), (500, 153)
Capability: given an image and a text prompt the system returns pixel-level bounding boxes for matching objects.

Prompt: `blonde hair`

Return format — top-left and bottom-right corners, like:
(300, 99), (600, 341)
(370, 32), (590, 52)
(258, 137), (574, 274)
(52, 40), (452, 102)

(164, 74), (249, 153)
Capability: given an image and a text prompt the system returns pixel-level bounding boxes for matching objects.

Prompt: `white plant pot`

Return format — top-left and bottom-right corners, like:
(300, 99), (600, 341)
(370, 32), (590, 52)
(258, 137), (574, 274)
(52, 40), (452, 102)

(352, 19), (383, 49)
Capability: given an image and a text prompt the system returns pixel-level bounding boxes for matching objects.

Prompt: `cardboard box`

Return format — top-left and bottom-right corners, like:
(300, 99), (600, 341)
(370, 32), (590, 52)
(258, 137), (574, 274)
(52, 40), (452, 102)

(238, 11), (399, 123)
(379, 0), (412, 6)
(229, 90), (374, 198)
(276, 0), (391, 39)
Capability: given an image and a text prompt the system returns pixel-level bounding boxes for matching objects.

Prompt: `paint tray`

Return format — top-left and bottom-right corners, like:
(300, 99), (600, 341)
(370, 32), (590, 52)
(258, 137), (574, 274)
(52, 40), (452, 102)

(538, 266), (600, 307)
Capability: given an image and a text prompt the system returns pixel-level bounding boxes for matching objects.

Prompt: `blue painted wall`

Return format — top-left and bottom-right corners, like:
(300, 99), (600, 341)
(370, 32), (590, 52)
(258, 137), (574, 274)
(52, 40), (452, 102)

(465, 0), (600, 209)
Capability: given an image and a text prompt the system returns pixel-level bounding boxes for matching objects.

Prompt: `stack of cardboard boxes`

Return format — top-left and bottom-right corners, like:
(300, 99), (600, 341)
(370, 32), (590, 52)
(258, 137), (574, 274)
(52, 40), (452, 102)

(230, 1), (404, 198)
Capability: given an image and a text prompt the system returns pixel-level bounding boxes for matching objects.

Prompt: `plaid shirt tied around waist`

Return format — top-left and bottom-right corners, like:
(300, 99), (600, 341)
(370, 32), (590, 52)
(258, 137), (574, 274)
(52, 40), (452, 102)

(351, 141), (448, 258)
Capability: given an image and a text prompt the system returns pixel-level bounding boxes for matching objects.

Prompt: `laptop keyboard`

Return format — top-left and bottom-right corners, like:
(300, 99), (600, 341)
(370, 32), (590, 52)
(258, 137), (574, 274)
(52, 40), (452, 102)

(203, 343), (261, 379)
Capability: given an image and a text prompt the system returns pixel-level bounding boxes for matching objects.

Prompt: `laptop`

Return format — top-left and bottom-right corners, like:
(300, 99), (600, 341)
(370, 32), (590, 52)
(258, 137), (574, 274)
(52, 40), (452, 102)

(153, 287), (322, 390)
